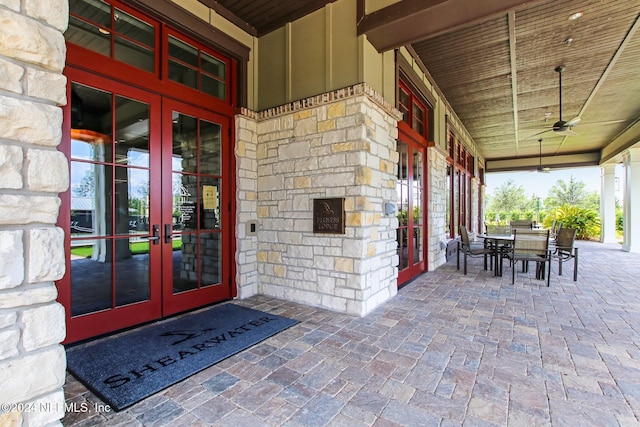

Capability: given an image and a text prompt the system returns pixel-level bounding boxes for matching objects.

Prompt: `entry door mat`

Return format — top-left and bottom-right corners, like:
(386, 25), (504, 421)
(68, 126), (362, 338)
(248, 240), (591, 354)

(65, 304), (298, 411)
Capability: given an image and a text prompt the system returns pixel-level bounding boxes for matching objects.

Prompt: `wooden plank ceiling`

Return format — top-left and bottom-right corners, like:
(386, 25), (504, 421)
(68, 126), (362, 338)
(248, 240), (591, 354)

(409, 0), (640, 171)
(205, 0), (640, 172)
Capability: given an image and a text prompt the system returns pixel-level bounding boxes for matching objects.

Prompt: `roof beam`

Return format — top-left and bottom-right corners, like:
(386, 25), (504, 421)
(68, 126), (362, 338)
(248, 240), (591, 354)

(359, 0), (547, 52)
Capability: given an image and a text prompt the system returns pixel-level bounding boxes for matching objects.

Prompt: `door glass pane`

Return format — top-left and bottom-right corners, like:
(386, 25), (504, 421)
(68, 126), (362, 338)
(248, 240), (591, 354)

(396, 142), (409, 271)
(397, 143), (409, 226)
(71, 83), (113, 162)
(70, 240), (113, 316)
(200, 120), (221, 175)
(173, 233), (198, 293)
(115, 238), (150, 306)
(413, 226), (423, 264)
(201, 178), (220, 229)
(412, 150), (424, 264)
(172, 113), (198, 173)
(71, 161), (112, 237)
(200, 233), (221, 287)
(412, 150), (423, 226)
(115, 95), (149, 166)
(173, 174), (197, 232)
(114, 167), (149, 236)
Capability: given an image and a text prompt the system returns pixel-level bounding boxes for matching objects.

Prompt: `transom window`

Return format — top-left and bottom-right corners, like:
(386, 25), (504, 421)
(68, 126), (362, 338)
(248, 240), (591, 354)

(66, 0), (231, 103)
(398, 82), (429, 140)
(67, 0), (156, 73)
(167, 35), (227, 100)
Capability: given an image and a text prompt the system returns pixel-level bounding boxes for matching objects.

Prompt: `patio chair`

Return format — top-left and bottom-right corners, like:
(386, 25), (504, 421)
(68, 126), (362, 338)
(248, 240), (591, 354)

(503, 229), (551, 286)
(510, 219), (533, 230)
(550, 227), (578, 281)
(486, 224), (512, 235)
(485, 224), (513, 272)
(457, 226), (494, 275)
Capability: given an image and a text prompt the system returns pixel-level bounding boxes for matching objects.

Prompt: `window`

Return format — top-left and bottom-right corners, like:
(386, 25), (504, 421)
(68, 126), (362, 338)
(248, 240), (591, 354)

(398, 82), (430, 141)
(167, 35), (228, 101)
(66, 0), (234, 105)
(67, 0), (156, 73)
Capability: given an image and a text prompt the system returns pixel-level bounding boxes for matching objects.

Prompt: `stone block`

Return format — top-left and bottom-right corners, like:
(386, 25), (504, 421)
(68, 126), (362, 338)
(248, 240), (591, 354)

(327, 101), (346, 119)
(25, 68), (67, 105)
(0, 144), (23, 189)
(0, 345), (66, 404)
(0, 96), (62, 145)
(278, 140), (310, 160)
(0, 411), (21, 427)
(27, 227), (65, 282)
(0, 230), (24, 289)
(24, 389), (65, 427)
(0, 312), (17, 329)
(0, 8), (66, 71)
(0, 284), (58, 310)
(25, 0), (69, 32)
(26, 149), (68, 192)
(293, 117), (318, 137)
(0, 57), (23, 93)
(0, 329), (20, 360)
(21, 302), (66, 351)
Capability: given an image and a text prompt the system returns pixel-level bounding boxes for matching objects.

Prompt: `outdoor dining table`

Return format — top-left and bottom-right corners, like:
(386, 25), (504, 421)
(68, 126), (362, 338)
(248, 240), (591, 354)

(477, 233), (514, 276)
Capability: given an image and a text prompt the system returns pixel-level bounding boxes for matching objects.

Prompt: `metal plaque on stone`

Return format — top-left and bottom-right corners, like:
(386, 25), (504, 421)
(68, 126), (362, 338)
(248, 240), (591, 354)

(313, 198), (345, 234)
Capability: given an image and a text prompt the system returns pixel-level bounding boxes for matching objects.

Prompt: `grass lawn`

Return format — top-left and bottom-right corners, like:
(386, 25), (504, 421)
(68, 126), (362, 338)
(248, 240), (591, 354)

(71, 239), (182, 258)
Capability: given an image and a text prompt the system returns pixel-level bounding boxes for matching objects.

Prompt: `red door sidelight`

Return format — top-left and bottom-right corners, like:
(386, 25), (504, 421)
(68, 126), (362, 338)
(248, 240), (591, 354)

(396, 136), (427, 285)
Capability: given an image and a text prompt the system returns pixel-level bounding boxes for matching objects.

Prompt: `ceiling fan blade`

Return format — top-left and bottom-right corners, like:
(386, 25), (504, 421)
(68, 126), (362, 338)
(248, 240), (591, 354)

(565, 116), (581, 127)
(582, 119), (626, 126)
(553, 128), (578, 136)
(527, 129), (552, 139)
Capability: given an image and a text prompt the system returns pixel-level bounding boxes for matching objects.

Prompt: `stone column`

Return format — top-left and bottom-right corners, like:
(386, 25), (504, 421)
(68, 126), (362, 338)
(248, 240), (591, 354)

(622, 148), (640, 253)
(427, 146), (449, 270)
(600, 163), (617, 244)
(0, 1), (69, 426)
(255, 84), (401, 316)
(235, 109), (259, 298)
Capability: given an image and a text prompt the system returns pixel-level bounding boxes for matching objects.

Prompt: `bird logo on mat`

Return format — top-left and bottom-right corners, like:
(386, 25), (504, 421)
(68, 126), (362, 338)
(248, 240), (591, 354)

(160, 329), (215, 345)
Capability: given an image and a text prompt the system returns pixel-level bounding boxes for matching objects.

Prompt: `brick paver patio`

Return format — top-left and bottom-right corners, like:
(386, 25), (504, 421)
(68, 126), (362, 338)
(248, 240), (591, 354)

(63, 241), (640, 426)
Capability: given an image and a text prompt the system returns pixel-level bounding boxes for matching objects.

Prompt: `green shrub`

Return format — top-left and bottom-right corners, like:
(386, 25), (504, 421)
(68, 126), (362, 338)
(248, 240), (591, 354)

(616, 207), (624, 232)
(545, 204), (601, 240)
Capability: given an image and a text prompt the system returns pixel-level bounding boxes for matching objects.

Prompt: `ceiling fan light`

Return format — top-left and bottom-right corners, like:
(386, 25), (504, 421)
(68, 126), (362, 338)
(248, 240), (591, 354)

(569, 12), (583, 21)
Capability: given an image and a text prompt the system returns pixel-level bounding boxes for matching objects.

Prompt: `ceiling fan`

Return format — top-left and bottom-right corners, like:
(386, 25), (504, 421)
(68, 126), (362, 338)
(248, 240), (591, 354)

(532, 66), (581, 137)
(536, 139), (550, 173)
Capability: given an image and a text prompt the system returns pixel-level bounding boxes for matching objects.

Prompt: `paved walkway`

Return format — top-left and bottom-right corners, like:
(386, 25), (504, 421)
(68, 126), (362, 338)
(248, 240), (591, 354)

(63, 241), (640, 426)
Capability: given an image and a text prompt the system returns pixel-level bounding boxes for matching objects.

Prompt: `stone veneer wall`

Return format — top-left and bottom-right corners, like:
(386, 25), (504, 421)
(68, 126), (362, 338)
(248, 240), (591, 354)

(235, 109), (260, 298)
(237, 84), (402, 316)
(0, 1), (69, 426)
(428, 146), (449, 270)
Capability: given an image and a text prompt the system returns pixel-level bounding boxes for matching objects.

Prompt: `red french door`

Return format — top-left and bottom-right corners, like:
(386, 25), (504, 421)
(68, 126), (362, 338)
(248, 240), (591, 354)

(160, 99), (231, 315)
(396, 133), (427, 284)
(60, 69), (232, 343)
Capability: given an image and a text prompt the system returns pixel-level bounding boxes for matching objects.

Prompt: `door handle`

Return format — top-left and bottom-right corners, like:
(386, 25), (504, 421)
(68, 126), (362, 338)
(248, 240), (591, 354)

(149, 224), (160, 245)
(164, 224), (172, 244)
